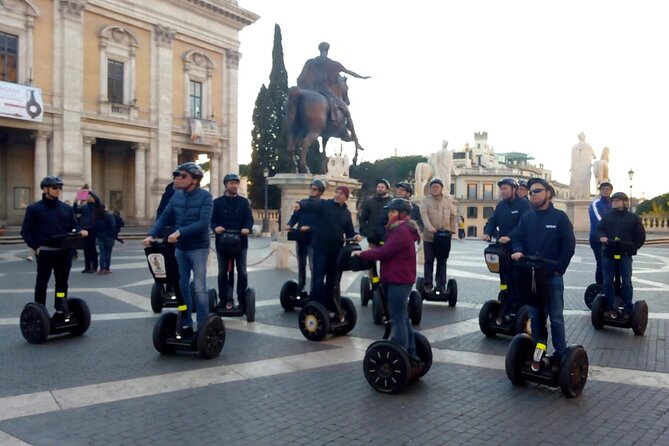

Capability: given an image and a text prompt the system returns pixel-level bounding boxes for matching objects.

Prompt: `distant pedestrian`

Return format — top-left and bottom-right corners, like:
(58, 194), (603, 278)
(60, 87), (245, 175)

(458, 216), (465, 240)
(95, 204), (116, 274)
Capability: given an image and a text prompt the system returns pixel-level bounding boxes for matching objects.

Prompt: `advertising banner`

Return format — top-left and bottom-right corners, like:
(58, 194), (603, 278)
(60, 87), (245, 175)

(0, 80), (44, 122)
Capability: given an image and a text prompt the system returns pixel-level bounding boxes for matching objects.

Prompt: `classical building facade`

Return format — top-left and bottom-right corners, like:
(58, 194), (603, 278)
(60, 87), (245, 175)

(0, 0), (257, 225)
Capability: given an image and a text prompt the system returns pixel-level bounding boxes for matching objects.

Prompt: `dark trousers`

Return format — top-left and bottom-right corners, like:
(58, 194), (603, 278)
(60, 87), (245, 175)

(296, 241), (313, 291)
(216, 249), (248, 304)
(311, 248), (340, 311)
(35, 249), (72, 308)
(589, 235), (603, 284)
(423, 241), (447, 289)
(83, 232), (98, 271)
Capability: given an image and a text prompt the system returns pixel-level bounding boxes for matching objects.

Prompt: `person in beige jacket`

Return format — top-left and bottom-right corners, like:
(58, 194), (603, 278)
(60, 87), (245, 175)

(419, 178), (458, 293)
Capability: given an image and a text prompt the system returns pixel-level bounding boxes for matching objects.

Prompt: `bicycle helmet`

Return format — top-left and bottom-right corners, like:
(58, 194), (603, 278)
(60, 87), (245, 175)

(177, 162), (204, 180)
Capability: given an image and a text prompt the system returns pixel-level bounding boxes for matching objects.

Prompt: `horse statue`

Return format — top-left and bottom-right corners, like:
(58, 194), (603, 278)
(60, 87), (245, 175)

(284, 76), (363, 174)
(592, 146), (610, 187)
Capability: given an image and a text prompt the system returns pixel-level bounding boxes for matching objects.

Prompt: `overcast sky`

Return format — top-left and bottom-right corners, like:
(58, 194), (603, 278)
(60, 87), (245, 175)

(236, 0), (668, 199)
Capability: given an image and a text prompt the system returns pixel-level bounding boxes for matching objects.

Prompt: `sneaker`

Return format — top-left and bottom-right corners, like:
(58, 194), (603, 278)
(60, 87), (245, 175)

(55, 300), (71, 319)
(179, 326), (194, 337)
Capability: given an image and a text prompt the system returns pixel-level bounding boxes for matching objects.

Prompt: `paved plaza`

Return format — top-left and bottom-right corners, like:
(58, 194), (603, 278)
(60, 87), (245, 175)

(1, 237), (669, 445)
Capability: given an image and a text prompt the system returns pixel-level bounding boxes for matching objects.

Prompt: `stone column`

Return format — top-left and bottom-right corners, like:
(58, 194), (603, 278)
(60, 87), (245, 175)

(152, 24), (175, 188)
(224, 49), (241, 173)
(82, 136), (95, 187)
(98, 36), (108, 103)
(172, 147), (181, 170)
(209, 151), (221, 198)
(33, 131), (50, 200)
(134, 143), (147, 221)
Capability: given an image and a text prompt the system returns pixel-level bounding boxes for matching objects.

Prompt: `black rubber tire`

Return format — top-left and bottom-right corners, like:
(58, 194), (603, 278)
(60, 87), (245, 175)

(591, 295), (605, 330)
(415, 277), (426, 300)
(559, 345), (589, 398)
(151, 283), (164, 314)
(298, 302), (330, 342)
(371, 289), (384, 325)
(280, 280), (298, 311)
(632, 300), (648, 336)
(333, 297), (357, 335)
(514, 305), (532, 336)
(505, 333), (534, 385)
(67, 298), (91, 336)
(447, 279), (457, 307)
(207, 288), (217, 313)
(20, 302), (51, 344)
(360, 276), (371, 307)
(408, 291), (423, 325)
(584, 283), (602, 310)
(479, 300), (500, 337)
(245, 288), (256, 323)
(197, 314), (225, 359)
(363, 340), (411, 394)
(413, 332), (432, 378)
(153, 312), (177, 355)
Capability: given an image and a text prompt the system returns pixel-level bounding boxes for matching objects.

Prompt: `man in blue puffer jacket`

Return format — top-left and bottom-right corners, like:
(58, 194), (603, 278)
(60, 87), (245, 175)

(511, 178), (575, 362)
(144, 162), (213, 334)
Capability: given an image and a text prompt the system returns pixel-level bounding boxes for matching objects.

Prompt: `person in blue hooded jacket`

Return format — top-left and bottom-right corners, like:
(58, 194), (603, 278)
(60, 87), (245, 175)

(588, 181), (613, 284)
(143, 162), (212, 334)
(511, 178), (575, 362)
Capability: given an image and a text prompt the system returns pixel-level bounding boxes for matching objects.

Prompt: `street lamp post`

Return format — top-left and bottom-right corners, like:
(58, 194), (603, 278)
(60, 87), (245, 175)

(262, 168), (269, 234)
(628, 168), (634, 211)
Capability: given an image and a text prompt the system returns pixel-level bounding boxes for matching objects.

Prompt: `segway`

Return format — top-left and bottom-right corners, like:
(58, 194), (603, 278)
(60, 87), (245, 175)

(20, 231), (91, 344)
(504, 255), (589, 398)
(591, 240), (648, 335)
(298, 239), (360, 342)
(416, 230), (457, 307)
(479, 242), (531, 337)
(207, 229), (255, 322)
(280, 229), (311, 311)
(146, 240), (225, 359)
(363, 287), (433, 394)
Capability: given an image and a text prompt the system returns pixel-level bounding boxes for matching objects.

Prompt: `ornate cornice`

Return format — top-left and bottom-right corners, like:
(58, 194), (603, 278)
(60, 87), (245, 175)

(154, 24), (176, 48)
(59, 0), (87, 20)
(181, 0), (258, 27)
(225, 48), (240, 68)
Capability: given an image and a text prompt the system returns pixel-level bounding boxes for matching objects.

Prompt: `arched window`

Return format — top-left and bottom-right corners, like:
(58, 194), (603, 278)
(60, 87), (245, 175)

(97, 25), (139, 118)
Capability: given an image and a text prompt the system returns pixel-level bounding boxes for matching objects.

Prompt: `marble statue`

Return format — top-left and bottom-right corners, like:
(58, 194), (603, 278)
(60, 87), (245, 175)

(592, 146), (610, 187)
(569, 132), (596, 199)
(415, 141), (455, 198)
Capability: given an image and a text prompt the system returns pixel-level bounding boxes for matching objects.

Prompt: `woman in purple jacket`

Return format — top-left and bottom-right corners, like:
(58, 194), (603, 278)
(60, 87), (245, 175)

(355, 198), (421, 361)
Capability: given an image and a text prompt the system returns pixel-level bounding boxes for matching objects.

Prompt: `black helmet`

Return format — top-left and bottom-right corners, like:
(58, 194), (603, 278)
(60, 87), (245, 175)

(518, 179), (528, 189)
(395, 181), (413, 195)
(610, 192), (629, 202)
(223, 173), (241, 185)
(598, 181), (613, 190)
(177, 162), (204, 180)
(384, 198), (413, 213)
(376, 178), (391, 189)
(497, 177), (518, 188)
(527, 177), (555, 197)
(40, 176), (64, 189)
(429, 177), (444, 187)
(310, 179), (326, 193)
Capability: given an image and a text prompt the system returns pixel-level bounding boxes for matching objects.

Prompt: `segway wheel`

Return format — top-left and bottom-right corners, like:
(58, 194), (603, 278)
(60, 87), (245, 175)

(20, 303), (51, 344)
(150, 283), (164, 314)
(514, 305), (532, 336)
(298, 302), (330, 341)
(559, 345), (589, 398)
(333, 297), (357, 335)
(632, 300), (649, 336)
(591, 295), (605, 330)
(67, 298), (91, 336)
(371, 289), (384, 325)
(413, 332), (433, 378)
(584, 283), (602, 310)
(447, 279), (457, 307)
(197, 315), (225, 359)
(245, 288), (256, 323)
(207, 289), (217, 313)
(363, 340), (411, 394)
(408, 290), (423, 325)
(152, 313), (177, 355)
(478, 300), (500, 337)
(360, 276), (371, 307)
(505, 333), (534, 385)
(415, 277), (426, 300)
(280, 280), (298, 311)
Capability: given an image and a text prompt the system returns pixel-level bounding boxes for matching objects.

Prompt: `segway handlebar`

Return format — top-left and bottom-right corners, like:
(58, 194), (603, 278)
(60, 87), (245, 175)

(517, 255), (558, 266)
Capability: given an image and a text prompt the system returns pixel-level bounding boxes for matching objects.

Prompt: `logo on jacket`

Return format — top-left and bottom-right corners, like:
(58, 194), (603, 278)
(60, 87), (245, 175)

(545, 224), (557, 229)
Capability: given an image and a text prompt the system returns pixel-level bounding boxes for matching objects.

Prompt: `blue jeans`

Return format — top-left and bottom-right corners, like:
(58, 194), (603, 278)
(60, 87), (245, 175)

(589, 236), (604, 284)
(175, 247), (209, 329)
(216, 249), (248, 305)
(97, 237), (115, 271)
(385, 283), (417, 359)
(602, 255), (633, 313)
(529, 275), (566, 358)
(423, 241), (447, 289)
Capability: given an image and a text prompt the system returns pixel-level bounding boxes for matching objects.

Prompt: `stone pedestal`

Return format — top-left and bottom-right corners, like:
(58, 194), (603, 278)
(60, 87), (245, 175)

(267, 173), (361, 269)
(565, 199), (591, 232)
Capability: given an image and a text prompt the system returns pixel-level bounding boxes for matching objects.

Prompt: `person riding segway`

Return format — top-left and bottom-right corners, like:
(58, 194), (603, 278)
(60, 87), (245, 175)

(584, 181), (613, 309)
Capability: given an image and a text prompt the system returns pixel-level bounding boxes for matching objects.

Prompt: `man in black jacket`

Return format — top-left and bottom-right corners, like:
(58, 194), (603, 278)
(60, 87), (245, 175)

(482, 177), (531, 243)
(21, 176), (88, 318)
(597, 192), (646, 320)
(211, 173), (254, 310)
(294, 186), (361, 311)
(359, 179), (392, 246)
(156, 168), (181, 219)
